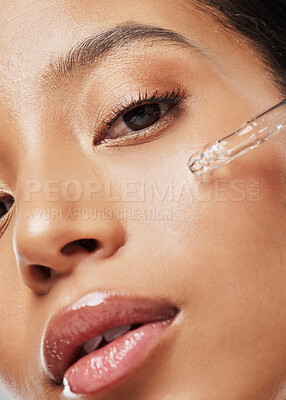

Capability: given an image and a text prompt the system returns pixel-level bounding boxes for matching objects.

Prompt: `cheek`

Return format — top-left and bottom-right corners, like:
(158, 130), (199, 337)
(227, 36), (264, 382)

(143, 138), (286, 396)
(0, 231), (29, 389)
(167, 131), (286, 303)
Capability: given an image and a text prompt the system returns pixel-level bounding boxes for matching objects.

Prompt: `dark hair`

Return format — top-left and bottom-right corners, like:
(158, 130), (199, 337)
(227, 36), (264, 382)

(194, 0), (286, 96)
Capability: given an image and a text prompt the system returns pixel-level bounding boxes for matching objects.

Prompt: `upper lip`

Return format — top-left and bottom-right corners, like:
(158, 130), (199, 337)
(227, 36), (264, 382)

(41, 291), (178, 384)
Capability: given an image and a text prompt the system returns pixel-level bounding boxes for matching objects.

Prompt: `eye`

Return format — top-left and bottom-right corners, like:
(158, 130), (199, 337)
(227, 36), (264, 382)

(96, 87), (188, 146)
(0, 195), (14, 220)
(102, 103), (169, 142)
(122, 103), (162, 131)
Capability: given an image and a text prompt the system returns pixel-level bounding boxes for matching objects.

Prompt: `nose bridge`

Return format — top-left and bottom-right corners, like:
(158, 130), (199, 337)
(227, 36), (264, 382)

(14, 151), (126, 294)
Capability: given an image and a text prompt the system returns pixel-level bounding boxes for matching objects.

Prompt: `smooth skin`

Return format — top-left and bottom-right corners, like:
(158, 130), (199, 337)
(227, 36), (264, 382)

(0, 1), (286, 399)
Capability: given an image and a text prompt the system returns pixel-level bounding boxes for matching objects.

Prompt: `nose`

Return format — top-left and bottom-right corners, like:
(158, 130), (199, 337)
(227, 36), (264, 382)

(13, 168), (126, 295)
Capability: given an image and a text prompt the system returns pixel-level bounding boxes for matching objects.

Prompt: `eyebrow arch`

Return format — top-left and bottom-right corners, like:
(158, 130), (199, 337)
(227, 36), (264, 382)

(42, 21), (209, 87)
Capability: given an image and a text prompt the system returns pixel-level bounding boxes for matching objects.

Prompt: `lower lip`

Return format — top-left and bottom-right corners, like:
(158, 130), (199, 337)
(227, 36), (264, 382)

(63, 319), (173, 396)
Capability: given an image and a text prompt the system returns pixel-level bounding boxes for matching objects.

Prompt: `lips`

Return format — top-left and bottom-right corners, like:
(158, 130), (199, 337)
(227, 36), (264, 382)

(42, 292), (178, 395)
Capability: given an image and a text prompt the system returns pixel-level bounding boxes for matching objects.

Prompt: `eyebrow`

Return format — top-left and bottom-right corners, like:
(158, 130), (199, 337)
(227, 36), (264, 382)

(42, 22), (209, 87)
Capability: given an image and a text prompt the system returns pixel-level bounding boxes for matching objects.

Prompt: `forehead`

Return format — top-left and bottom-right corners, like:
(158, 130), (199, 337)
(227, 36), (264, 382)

(0, 1), (204, 151)
(0, 0), (214, 92)
(0, 0), (274, 146)
(0, 1), (210, 132)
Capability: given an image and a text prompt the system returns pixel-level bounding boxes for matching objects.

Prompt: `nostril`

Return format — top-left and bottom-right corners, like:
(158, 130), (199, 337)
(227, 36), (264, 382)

(30, 265), (52, 282)
(61, 239), (98, 255)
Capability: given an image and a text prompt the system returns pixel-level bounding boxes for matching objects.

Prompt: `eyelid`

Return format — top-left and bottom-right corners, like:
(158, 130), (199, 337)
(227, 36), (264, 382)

(102, 87), (186, 128)
(0, 193), (15, 238)
(0, 211), (13, 237)
(94, 86), (191, 147)
(98, 102), (187, 148)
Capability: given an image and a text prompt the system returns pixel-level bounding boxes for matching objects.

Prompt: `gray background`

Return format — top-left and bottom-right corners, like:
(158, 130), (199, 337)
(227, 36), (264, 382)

(0, 388), (12, 400)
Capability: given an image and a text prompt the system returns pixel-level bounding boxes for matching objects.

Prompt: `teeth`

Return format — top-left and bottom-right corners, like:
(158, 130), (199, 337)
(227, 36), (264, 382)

(83, 335), (103, 354)
(103, 324), (132, 343)
(82, 325), (132, 354)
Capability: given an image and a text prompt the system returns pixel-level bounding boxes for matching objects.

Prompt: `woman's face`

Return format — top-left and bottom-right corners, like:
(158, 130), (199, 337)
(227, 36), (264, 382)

(1, 1), (286, 399)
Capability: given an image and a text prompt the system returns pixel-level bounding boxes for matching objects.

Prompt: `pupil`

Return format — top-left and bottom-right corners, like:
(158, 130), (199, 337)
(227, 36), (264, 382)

(0, 196), (14, 219)
(123, 104), (161, 131)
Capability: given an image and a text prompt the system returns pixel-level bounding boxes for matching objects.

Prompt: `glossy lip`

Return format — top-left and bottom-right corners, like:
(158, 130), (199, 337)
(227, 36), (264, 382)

(41, 291), (178, 392)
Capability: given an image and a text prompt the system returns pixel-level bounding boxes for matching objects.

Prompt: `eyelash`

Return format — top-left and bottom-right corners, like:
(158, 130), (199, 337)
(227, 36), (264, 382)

(95, 86), (189, 146)
(0, 194), (14, 239)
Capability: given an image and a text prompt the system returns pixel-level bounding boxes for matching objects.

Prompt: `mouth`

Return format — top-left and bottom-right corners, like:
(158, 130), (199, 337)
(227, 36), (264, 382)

(42, 292), (178, 396)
